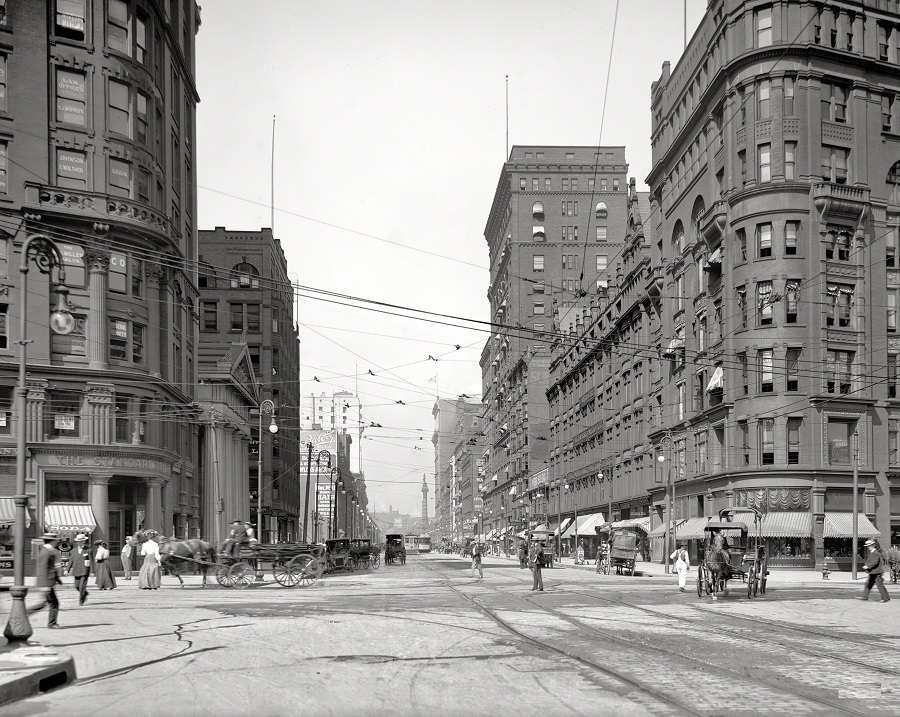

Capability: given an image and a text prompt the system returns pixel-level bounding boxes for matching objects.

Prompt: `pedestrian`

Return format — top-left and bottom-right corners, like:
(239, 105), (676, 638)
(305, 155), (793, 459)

(530, 541), (545, 591)
(471, 541), (483, 579)
(861, 538), (891, 602)
(222, 520), (249, 559)
(517, 541), (527, 568)
(67, 533), (91, 605)
(138, 529), (162, 590)
(121, 536), (134, 580)
(27, 533), (63, 629)
(670, 543), (690, 592)
(94, 540), (117, 590)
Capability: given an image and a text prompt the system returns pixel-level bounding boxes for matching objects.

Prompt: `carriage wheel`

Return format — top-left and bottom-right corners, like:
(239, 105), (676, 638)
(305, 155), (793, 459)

(696, 564), (704, 597)
(216, 563), (234, 588)
(759, 554), (768, 595)
(273, 559), (295, 587)
(747, 563), (756, 599)
(229, 562), (256, 589)
(288, 555), (318, 588)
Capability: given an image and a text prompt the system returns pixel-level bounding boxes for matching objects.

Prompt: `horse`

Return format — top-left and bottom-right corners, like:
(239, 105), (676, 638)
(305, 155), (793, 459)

(158, 537), (217, 588)
(703, 548), (730, 600)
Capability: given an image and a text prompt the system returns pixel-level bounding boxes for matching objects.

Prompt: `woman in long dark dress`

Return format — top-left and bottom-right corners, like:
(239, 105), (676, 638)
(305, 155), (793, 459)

(94, 540), (117, 590)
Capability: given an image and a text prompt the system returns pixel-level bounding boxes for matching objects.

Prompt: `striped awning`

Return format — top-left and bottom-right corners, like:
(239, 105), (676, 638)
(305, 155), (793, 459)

(0, 498), (31, 528)
(648, 519), (685, 537)
(760, 511), (811, 538)
(561, 513), (605, 539)
(823, 513), (881, 539)
(44, 503), (97, 533)
(611, 516), (651, 533)
(552, 518), (573, 537)
(669, 517), (708, 539)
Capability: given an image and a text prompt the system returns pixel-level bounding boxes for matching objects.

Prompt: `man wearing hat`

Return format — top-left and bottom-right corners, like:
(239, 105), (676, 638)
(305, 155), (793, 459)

(862, 539), (891, 602)
(222, 520), (249, 558)
(66, 533), (91, 605)
(27, 533), (63, 628)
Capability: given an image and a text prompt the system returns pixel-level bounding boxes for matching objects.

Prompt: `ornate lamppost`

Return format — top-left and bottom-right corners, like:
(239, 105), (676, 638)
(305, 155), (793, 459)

(4, 235), (75, 641)
(330, 467), (342, 539)
(257, 399), (277, 544)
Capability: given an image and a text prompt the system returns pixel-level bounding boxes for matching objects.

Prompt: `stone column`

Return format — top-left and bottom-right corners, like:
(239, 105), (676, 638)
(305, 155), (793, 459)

(812, 486), (826, 570)
(84, 251), (109, 370)
(89, 474), (112, 543)
(146, 478), (164, 533)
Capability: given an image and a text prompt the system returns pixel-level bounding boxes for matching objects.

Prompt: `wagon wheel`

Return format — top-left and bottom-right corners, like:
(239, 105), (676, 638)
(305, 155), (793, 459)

(747, 563), (756, 599)
(696, 563), (705, 597)
(228, 562), (256, 589)
(759, 552), (768, 594)
(273, 559), (296, 587)
(629, 560), (635, 577)
(288, 555), (318, 588)
(216, 562), (235, 588)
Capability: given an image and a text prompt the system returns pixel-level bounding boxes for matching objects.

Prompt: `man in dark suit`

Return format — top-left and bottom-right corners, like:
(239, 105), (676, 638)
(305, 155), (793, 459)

(67, 533), (91, 605)
(28, 532), (63, 628)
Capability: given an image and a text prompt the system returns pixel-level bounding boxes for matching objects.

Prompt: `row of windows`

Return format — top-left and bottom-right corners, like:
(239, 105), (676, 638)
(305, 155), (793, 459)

(519, 177), (621, 192)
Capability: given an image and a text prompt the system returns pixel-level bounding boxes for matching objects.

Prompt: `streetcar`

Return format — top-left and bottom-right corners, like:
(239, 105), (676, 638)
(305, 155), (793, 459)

(415, 535), (432, 553)
(403, 534), (417, 554)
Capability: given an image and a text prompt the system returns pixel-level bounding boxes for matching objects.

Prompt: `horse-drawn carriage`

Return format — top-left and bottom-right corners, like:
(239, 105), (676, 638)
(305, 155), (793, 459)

(697, 507), (768, 600)
(350, 538), (380, 570)
(215, 541), (325, 589)
(606, 527), (640, 576)
(887, 546), (900, 584)
(385, 534), (406, 565)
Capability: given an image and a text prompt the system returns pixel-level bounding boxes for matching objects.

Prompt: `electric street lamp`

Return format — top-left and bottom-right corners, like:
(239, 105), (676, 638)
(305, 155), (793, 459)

(257, 399), (277, 544)
(330, 467), (342, 539)
(312, 450), (329, 542)
(5, 235), (75, 641)
(656, 432), (678, 575)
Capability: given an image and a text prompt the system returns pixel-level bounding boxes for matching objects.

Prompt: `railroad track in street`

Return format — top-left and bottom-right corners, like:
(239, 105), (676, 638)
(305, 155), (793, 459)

(424, 558), (890, 716)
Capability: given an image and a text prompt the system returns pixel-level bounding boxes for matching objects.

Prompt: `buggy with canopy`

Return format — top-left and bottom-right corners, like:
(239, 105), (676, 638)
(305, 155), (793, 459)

(697, 506), (768, 600)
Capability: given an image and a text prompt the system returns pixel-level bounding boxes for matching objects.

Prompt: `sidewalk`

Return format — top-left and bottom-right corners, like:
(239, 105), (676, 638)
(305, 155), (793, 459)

(0, 583), (76, 707)
(481, 551), (872, 585)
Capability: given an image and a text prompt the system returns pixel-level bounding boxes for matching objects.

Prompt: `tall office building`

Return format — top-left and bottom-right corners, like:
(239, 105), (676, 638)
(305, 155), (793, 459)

(480, 146), (629, 545)
(0, 1), (201, 563)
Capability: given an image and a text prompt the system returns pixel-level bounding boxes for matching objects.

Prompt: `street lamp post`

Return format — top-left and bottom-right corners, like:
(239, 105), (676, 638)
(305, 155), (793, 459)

(257, 399), (277, 544)
(330, 467), (342, 539)
(851, 432), (859, 580)
(657, 432), (678, 575)
(312, 450), (329, 542)
(5, 235), (75, 641)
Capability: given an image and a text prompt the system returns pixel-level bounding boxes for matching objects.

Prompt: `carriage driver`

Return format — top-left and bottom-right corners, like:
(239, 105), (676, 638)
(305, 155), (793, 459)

(222, 520), (251, 558)
(710, 527), (731, 565)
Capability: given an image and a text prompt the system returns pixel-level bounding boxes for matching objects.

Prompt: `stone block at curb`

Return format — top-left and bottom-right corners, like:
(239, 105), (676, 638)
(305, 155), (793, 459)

(0, 643), (76, 707)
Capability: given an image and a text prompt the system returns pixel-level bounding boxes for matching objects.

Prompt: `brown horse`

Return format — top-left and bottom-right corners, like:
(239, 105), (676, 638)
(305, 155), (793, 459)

(158, 537), (217, 588)
(703, 548), (729, 600)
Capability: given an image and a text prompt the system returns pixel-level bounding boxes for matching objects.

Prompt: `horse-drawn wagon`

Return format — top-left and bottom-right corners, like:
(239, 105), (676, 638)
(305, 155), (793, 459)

(215, 541), (325, 589)
(350, 538), (379, 570)
(385, 534), (406, 565)
(697, 507), (768, 600)
(607, 527), (640, 576)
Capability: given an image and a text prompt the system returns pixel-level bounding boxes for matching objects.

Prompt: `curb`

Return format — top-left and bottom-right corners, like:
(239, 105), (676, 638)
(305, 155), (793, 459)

(0, 643), (76, 708)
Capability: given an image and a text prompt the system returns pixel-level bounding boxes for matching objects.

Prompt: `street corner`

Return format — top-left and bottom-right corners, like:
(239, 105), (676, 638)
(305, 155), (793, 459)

(0, 641), (76, 708)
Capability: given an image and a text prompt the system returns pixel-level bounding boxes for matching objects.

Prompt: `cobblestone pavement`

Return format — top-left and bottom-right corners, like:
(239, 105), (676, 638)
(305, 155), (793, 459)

(0, 554), (895, 716)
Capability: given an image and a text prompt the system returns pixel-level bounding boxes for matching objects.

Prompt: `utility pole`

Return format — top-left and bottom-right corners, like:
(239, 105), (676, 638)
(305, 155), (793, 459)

(301, 442), (313, 541)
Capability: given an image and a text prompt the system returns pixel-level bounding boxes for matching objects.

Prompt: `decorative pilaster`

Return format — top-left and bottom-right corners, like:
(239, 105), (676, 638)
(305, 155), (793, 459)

(146, 478), (164, 533)
(85, 382), (114, 444)
(147, 268), (165, 377)
(84, 251), (109, 370)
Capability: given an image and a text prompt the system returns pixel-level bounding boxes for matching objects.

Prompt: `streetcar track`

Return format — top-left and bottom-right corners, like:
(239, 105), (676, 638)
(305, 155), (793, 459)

(423, 558), (879, 716)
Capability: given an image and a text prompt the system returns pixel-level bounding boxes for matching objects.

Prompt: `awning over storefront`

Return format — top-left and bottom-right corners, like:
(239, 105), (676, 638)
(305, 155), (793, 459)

(663, 337), (685, 357)
(552, 518), (573, 537)
(649, 518), (688, 538)
(705, 366), (724, 392)
(0, 498), (31, 528)
(561, 513), (605, 539)
(673, 517), (710, 539)
(44, 503), (97, 533)
(760, 511), (811, 538)
(823, 513), (881, 538)
(706, 247), (722, 265)
(611, 517), (651, 533)
(532, 523), (549, 533)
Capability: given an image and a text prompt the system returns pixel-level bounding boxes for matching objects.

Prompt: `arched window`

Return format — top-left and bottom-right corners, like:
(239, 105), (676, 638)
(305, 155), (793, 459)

(532, 201), (544, 219)
(231, 262), (260, 289)
(672, 220), (685, 254)
(691, 196), (706, 244)
(888, 161), (900, 205)
(595, 202), (608, 220)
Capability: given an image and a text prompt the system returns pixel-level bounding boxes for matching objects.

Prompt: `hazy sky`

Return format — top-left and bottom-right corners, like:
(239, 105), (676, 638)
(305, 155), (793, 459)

(196, 0), (707, 517)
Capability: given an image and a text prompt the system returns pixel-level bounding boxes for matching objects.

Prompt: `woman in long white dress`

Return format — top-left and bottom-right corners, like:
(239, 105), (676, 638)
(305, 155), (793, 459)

(94, 540), (117, 590)
(138, 531), (162, 590)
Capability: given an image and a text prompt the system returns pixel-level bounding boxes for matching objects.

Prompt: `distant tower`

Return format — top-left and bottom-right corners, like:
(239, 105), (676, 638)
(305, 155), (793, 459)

(421, 475), (429, 524)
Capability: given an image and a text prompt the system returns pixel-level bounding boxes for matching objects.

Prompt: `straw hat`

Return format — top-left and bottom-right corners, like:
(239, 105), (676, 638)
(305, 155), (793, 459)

(74, 533), (89, 542)
(41, 532), (58, 541)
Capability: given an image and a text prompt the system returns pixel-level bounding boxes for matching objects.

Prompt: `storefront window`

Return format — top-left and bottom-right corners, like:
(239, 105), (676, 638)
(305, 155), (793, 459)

(46, 479), (88, 503)
(823, 538), (868, 560)
(766, 537), (812, 561)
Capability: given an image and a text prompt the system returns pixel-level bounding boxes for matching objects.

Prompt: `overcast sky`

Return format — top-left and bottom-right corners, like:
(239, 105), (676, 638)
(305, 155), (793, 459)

(195, 0), (708, 517)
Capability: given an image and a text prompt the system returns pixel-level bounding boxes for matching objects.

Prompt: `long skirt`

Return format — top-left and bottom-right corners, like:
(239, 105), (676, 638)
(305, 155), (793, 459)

(95, 560), (117, 590)
(138, 554), (161, 589)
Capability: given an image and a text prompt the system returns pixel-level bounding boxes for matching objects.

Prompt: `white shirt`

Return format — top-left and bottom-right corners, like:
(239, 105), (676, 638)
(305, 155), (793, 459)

(141, 539), (161, 564)
(670, 549), (690, 567)
(95, 546), (110, 561)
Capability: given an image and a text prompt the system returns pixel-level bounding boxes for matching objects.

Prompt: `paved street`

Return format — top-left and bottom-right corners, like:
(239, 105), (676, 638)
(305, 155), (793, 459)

(0, 553), (897, 717)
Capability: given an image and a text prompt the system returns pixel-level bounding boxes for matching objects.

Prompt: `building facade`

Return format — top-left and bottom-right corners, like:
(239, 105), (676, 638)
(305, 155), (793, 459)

(480, 146), (629, 550)
(0, 1), (201, 565)
(197, 226), (301, 543)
